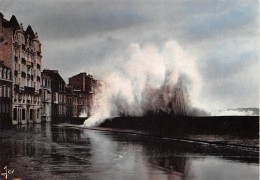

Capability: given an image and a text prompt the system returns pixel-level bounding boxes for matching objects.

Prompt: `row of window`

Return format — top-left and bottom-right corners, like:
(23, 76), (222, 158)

(58, 105), (66, 116)
(15, 52), (41, 65)
(59, 83), (65, 92)
(16, 78), (41, 90)
(41, 91), (51, 101)
(14, 93), (40, 104)
(0, 67), (11, 80)
(14, 63), (41, 76)
(13, 108), (25, 120)
(52, 105), (66, 116)
(53, 93), (67, 104)
(14, 32), (41, 53)
(0, 86), (11, 98)
(42, 78), (51, 87)
(13, 108), (40, 121)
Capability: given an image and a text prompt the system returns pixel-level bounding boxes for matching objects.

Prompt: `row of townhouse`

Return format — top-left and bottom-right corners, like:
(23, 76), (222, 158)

(0, 12), (99, 125)
(41, 70), (98, 123)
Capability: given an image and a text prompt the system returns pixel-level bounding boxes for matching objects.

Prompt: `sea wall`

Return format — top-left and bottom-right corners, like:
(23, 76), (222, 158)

(99, 116), (259, 138)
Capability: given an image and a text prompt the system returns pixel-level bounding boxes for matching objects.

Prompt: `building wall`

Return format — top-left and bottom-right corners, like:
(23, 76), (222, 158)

(72, 95), (78, 117)
(69, 73), (85, 91)
(69, 73), (98, 117)
(0, 64), (12, 125)
(52, 84), (66, 118)
(41, 75), (52, 122)
(12, 29), (42, 125)
(0, 15), (13, 69)
(42, 69), (67, 122)
(65, 85), (78, 118)
(0, 14), (42, 125)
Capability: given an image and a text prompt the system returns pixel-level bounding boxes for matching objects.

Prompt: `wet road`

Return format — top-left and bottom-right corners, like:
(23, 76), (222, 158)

(0, 123), (258, 180)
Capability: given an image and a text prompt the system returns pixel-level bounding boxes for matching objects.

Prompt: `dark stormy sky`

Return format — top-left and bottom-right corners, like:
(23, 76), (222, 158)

(1, 0), (259, 111)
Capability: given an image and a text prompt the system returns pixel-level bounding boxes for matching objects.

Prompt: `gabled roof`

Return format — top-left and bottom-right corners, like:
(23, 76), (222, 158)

(2, 15), (20, 31)
(25, 25), (35, 43)
(9, 15), (20, 30)
(2, 18), (11, 28)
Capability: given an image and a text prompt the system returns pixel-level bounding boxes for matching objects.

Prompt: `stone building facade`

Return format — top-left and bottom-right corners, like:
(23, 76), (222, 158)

(0, 13), (42, 124)
(42, 69), (67, 122)
(0, 62), (12, 125)
(66, 85), (78, 118)
(41, 72), (52, 122)
(68, 72), (97, 117)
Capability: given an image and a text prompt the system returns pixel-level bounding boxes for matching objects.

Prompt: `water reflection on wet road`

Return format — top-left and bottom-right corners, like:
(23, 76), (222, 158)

(0, 124), (258, 180)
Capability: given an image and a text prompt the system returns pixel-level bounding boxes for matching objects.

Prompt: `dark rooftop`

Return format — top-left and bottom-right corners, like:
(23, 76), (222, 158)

(1, 12), (37, 41)
(42, 69), (65, 84)
(25, 25), (35, 40)
(9, 15), (20, 30)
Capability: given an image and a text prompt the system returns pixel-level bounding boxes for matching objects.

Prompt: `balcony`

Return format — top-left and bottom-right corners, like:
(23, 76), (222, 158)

(21, 58), (26, 64)
(21, 71), (26, 78)
(24, 86), (35, 94)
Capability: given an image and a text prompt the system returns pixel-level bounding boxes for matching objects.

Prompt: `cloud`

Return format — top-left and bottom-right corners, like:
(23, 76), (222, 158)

(185, 1), (258, 37)
(2, 0), (258, 110)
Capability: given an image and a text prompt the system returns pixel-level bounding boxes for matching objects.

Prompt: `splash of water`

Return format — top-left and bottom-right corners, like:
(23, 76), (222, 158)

(213, 109), (256, 116)
(84, 41), (205, 127)
(79, 111), (88, 118)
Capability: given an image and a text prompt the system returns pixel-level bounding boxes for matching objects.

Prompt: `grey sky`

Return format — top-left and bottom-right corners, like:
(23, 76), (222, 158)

(1, 0), (259, 111)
